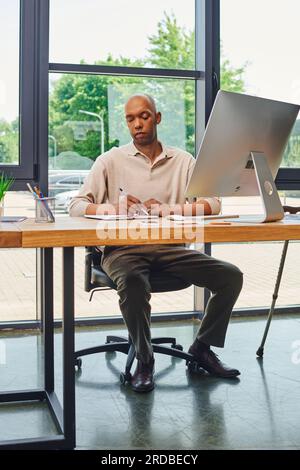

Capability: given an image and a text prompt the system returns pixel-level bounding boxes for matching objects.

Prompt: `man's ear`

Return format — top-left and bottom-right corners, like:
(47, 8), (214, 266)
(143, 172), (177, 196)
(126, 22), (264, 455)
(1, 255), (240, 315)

(156, 112), (162, 125)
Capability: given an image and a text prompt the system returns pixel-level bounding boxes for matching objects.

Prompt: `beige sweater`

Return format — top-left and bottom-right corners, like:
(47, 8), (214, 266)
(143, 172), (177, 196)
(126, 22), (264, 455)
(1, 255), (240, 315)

(69, 141), (220, 217)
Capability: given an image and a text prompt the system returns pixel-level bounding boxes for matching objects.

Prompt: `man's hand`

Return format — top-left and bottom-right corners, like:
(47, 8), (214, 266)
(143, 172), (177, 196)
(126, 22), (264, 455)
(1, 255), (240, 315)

(119, 193), (143, 215)
(143, 198), (162, 215)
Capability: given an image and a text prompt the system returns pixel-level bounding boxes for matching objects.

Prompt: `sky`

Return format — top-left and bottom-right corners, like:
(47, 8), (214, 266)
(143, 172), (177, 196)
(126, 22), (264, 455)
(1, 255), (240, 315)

(1, 0), (300, 122)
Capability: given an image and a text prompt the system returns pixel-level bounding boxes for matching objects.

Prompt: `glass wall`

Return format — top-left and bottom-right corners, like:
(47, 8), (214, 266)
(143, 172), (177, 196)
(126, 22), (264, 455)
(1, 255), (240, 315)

(48, 0), (199, 318)
(219, 0), (300, 311)
(0, 192), (36, 322)
(0, 0), (19, 165)
(220, 0), (300, 168)
(217, 192), (300, 310)
(48, 74), (194, 175)
(49, 0), (195, 69)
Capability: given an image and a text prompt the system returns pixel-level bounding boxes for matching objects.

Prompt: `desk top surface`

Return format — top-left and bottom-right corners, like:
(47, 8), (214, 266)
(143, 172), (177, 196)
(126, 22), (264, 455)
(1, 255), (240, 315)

(2, 216), (300, 248)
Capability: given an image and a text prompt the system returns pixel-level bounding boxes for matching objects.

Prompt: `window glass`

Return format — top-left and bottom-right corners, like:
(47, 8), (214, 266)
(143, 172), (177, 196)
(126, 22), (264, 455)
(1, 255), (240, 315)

(0, 0), (19, 165)
(49, 73), (195, 198)
(221, 0), (300, 167)
(0, 192), (36, 322)
(48, 73), (195, 317)
(49, 0), (195, 69)
(216, 191), (300, 310)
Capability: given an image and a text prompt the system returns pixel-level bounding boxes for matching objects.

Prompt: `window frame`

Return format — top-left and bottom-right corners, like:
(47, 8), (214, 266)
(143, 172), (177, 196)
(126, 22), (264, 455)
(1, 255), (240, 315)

(0, 0), (49, 186)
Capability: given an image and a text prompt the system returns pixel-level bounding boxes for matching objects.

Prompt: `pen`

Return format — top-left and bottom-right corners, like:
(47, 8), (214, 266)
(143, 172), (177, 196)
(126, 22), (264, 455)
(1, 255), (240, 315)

(26, 183), (38, 198)
(119, 188), (149, 216)
(209, 221), (232, 225)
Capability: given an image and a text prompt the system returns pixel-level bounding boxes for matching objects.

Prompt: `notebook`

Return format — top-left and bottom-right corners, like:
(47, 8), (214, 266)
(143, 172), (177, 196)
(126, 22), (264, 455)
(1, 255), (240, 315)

(84, 214), (159, 221)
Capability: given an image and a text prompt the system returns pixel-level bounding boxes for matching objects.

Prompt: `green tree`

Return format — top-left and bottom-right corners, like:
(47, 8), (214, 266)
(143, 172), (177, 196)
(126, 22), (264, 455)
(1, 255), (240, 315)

(147, 13), (246, 153)
(0, 119), (19, 164)
(147, 13), (195, 154)
(221, 56), (247, 92)
(148, 13), (195, 70)
(49, 57), (143, 164)
(282, 120), (300, 167)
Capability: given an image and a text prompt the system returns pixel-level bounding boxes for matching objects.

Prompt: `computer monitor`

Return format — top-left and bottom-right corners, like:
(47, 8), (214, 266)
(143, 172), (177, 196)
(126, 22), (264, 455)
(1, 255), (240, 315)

(186, 90), (300, 222)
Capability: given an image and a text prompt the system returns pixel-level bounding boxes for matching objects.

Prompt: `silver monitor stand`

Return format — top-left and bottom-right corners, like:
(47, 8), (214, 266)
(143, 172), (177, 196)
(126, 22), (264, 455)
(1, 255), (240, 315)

(228, 151), (284, 223)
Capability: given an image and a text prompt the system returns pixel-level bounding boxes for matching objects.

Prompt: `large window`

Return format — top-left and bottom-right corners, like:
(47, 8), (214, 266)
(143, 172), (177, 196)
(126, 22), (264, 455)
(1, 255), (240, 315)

(49, 0), (195, 69)
(0, 0), (19, 166)
(220, 0), (300, 169)
(47, 0), (202, 319)
(1, 0), (212, 324)
(48, 74), (195, 171)
(219, 0), (300, 311)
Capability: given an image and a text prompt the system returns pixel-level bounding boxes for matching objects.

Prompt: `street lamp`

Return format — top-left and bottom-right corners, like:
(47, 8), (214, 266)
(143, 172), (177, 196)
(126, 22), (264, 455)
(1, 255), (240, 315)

(48, 134), (57, 168)
(79, 110), (105, 155)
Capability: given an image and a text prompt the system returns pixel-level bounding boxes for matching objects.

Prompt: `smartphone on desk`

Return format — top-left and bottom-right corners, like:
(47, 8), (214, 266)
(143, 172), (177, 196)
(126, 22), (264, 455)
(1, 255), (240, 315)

(0, 216), (27, 223)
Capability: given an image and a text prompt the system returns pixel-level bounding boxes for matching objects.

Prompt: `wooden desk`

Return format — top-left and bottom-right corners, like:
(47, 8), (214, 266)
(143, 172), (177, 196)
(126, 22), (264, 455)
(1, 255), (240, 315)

(1, 216), (299, 449)
(15, 216), (300, 247)
(0, 222), (21, 248)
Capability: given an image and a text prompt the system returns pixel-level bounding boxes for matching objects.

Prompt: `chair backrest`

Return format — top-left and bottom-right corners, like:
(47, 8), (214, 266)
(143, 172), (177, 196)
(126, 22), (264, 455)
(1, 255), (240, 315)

(85, 246), (103, 291)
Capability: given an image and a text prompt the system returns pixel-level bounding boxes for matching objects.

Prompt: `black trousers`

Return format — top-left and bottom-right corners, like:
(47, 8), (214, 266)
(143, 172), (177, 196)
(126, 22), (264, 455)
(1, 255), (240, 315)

(102, 244), (243, 363)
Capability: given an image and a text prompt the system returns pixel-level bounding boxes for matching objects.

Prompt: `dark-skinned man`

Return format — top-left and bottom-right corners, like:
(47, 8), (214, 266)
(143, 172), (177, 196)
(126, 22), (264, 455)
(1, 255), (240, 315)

(69, 94), (243, 393)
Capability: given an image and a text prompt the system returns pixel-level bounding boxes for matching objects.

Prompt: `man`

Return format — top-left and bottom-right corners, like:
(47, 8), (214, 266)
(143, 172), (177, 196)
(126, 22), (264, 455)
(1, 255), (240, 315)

(69, 94), (243, 393)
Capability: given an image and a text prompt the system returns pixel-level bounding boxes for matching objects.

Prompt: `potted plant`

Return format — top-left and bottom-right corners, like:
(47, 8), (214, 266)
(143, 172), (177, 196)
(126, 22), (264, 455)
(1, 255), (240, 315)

(0, 172), (14, 217)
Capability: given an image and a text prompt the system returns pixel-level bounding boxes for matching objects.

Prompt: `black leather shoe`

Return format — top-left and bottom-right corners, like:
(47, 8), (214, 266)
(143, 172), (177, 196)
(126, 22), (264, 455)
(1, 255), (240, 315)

(131, 358), (155, 393)
(188, 343), (240, 378)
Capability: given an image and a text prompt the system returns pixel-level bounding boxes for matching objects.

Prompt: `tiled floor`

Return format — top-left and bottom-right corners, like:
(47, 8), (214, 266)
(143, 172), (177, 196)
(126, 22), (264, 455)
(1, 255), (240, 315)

(1, 315), (300, 449)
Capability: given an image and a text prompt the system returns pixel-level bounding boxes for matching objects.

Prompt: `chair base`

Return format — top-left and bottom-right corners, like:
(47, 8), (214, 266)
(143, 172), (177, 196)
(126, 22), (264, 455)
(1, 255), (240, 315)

(75, 335), (197, 384)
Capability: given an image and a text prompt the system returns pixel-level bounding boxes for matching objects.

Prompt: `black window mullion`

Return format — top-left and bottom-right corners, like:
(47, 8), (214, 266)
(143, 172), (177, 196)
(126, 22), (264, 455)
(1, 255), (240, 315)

(204, 0), (220, 123)
(19, 0), (35, 179)
(49, 63), (204, 80)
(36, 0), (50, 195)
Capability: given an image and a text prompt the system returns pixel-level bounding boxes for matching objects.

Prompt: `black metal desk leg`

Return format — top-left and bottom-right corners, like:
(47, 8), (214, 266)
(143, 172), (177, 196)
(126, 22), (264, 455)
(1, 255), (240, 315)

(256, 240), (289, 357)
(62, 247), (76, 449)
(43, 248), (54, 393)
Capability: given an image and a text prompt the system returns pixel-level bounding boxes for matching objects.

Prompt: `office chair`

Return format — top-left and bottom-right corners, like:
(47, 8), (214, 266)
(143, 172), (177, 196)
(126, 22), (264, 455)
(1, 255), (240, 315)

(74, 246), (200, 384)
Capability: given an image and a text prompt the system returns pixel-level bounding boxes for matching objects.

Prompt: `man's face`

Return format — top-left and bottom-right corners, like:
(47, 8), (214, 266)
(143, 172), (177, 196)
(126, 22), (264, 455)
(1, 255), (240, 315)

(125, 96), (161, 146)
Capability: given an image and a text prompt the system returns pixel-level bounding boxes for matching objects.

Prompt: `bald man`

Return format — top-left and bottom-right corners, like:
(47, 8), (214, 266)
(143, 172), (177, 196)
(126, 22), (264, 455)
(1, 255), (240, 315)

(69, 94), (243, 393)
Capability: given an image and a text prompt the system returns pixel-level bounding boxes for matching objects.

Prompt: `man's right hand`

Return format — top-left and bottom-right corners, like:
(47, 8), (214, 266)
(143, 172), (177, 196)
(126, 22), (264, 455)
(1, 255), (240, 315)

(119, 194), (142, 215)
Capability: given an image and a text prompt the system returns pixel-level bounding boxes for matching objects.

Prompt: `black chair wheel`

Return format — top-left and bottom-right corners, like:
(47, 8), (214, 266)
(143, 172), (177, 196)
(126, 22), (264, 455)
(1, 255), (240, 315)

(172, 343), (183, 351)
(120, 372), (132, 385)
(75, 358), (82, 369)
